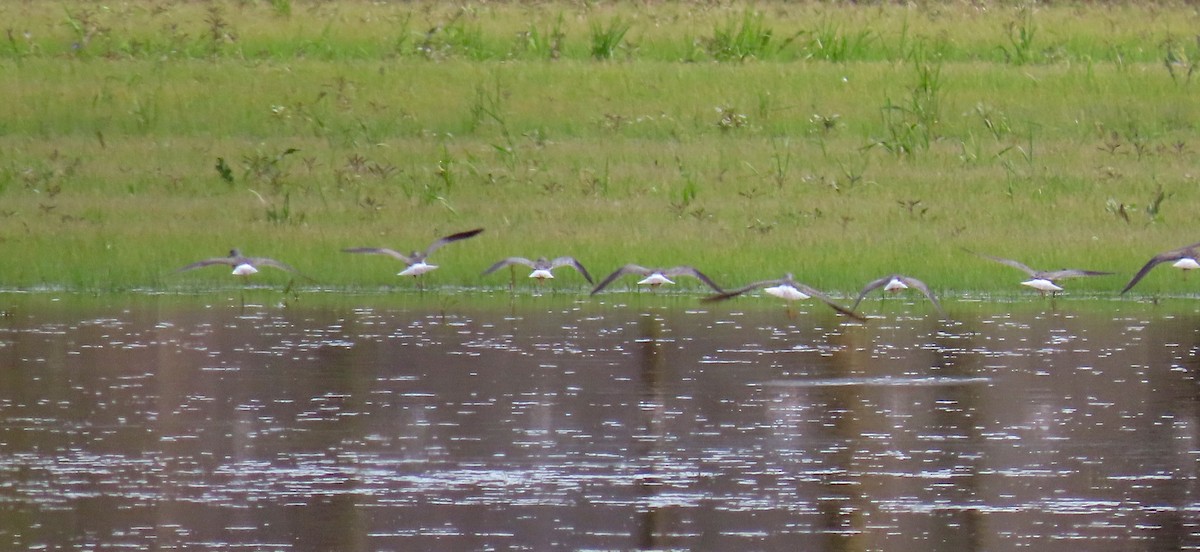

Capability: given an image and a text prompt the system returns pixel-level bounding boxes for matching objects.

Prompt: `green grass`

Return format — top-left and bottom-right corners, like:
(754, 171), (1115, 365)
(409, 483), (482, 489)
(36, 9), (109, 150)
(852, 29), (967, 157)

(1, 1), (1199, 298)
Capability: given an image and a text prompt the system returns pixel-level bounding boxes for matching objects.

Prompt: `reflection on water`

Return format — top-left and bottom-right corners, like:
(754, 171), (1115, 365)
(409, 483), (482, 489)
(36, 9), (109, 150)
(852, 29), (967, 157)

(0, 294), (1198, 550)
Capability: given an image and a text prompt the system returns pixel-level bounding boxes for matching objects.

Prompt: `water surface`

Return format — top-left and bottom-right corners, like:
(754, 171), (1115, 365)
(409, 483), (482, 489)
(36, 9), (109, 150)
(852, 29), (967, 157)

(0, 294), (1197, 550)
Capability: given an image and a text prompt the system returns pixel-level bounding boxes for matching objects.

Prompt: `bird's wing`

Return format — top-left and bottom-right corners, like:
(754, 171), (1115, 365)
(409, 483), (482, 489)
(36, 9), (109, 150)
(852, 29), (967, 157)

(1171, 241), (1200, 255)
(1120, 241), (1200, 294)
(1040, 269), (1113, 280)
(590, 264), (650, 295)
(342, 247), (413, 263)
(850, 275), (895, 311)
(663, 266), (724, 293)
(424, 228), (484, 257)
(898, 276), (947, 317)
(789, 282), (866, 321)
(551, 257), (593, 284)
(247, 257), (301, 274)
(700, 279), (779, 302)
(1121, 253), (1185, 294)
(175, 257), (236, 272)
(482, 257), (534, 275)
(975, 253), (1036, 276)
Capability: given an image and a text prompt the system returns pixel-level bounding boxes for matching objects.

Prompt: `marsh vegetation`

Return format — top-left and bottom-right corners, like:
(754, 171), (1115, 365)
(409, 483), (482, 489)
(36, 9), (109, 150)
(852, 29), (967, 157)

(1, 1), (1198, 298)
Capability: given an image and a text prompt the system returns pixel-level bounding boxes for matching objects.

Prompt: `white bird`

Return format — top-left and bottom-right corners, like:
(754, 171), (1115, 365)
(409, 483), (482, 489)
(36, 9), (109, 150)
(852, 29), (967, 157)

(972, 252), (1112, 295)
(590, 264), (723, 295)
(1121, 241), (1200, 294)
(343, 228), (483, 286)
(482, 256), (594, 285)
(702, 273), (864, 320)
(176, 249), (302, 278)
(851, 274), (946, 317)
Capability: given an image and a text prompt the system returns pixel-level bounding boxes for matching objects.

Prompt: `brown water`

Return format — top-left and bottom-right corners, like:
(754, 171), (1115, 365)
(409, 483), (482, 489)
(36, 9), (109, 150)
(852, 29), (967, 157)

(0, 294), (1197, 551)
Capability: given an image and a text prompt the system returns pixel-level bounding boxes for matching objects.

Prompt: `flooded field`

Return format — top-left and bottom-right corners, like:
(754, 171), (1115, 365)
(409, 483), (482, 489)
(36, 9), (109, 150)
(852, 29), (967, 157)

(0, 292), (1197, 551)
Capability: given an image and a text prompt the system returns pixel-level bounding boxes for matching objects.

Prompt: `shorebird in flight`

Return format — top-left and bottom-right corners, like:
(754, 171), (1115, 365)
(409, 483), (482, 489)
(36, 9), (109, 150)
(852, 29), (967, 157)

(972, 251), (1112, 295)
(590, 265), (723, 295)
(343, 228), (483, 287)
(1121, 241), (1200, 294)
(851, 274), (946, 317)
(176, 249), (302, 278)
(702, 273), (864, 320)
(483, 256), (593, 289)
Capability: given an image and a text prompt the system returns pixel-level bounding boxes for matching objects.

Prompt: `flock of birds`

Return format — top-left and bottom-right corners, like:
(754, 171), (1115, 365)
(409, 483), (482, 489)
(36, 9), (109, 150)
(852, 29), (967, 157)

(176, 228), (1200, 319)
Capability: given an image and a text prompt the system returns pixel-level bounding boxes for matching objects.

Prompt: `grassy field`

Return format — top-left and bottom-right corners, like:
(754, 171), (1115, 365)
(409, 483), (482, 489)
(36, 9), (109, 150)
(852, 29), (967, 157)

(1, 1), (1199, 299)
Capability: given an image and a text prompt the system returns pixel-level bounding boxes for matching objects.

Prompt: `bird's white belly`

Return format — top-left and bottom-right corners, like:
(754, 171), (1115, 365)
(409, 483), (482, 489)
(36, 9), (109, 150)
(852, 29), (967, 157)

(764, 284), (809, 301)
(232, 264), (258, 276)
(1173, 258), (1200, 270)
(883, 278), (909, 292)
(399, 262), (437, 276)
(529, 269), (555, 280)
(1021, 278), (1062, 292)
(638, 274), (675, 286)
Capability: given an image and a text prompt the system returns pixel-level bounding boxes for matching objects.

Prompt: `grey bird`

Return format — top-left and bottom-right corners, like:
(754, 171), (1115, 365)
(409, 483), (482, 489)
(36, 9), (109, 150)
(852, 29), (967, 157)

(176, 249), (302, 278)
(702, 273), (864, 321)
(1121, 241), (1200, 294)
(972, 251), (1113, 294)
(483, 256), (594, 285)
(590, 264), (723, 295)
(343, 228), (484, 281)
(851, 274), (946, 317)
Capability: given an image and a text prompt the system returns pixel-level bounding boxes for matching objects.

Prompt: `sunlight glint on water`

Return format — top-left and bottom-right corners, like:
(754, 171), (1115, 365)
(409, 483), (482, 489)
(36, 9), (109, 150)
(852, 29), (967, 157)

(0, 298), (1197, 550)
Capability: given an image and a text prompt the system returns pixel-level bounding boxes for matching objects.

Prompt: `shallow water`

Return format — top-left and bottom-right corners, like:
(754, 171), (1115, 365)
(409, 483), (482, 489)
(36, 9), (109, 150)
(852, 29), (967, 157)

(0, 294), (1197, 551)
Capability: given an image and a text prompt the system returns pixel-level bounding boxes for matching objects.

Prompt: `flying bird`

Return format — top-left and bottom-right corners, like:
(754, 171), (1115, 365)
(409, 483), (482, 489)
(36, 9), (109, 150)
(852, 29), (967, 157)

(851, 274), (946, 317)
(483, 256), (594, 285)
(176, 249), (302, 278)
(702, 273), (864, 320)
(590, 264), (723, 295)
(1121, 241), (1200, 294)
(343, 228), (483, 285)
(972, 251), (1112, 295)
